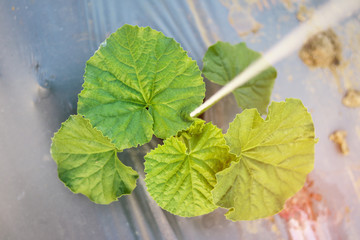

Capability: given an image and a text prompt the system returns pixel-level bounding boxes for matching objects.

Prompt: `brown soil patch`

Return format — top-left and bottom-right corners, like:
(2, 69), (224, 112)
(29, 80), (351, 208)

(329, 130), (349, 155)
(299, 29), (342, 68)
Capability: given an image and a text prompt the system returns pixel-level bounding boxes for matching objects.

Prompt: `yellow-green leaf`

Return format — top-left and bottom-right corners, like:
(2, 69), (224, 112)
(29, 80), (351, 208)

(212, 99), (316, 221)
(50, 115), (138, 204)
(144, 120), (236, 217)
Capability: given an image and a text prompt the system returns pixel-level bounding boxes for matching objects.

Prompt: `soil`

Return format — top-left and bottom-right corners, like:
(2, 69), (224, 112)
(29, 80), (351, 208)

(222, 0), (263, 37)
(342, 89), (360, 108)
(296, 5), (313, 22)
(329, 130), (349, 155)
(299, 29), (342, 69)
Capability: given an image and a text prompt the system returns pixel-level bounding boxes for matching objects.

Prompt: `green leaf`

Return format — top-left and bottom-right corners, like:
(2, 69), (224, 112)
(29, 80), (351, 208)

(202, 41), (277, 115)
(144, 120), (236, 217)
(50, 115), (138, 204)
(212, 98), (316, 221)
(78, 25), (205, 149)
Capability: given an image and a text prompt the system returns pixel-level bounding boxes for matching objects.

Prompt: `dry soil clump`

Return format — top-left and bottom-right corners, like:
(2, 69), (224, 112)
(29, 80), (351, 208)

(299, 29), (342, 69)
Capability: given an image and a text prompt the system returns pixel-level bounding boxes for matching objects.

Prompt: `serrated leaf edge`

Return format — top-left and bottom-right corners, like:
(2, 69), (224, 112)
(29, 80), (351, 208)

(212, 98), (317, 221)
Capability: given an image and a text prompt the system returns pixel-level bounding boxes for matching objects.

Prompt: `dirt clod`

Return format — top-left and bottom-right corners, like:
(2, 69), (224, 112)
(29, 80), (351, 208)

(342, 89), (360, 108)
(296, 5), (313, 22)
(329, 130), (349, 155)
(299, 29), (342, 68)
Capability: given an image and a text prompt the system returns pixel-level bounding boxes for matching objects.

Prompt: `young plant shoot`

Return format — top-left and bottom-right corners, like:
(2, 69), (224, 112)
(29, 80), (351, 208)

(51, 25), (316, 221)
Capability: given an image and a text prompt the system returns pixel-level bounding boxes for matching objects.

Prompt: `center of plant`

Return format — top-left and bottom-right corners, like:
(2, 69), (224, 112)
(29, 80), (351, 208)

(51, 24), (316, 222)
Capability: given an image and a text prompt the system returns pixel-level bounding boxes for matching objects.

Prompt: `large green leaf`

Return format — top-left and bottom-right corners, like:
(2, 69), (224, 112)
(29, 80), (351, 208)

(78, 25), (205, 149)
(144, 120), (236, 217)
(212, 98), (316, 221)
(50, 115), (138, 204)
(202, 41), (276, 115)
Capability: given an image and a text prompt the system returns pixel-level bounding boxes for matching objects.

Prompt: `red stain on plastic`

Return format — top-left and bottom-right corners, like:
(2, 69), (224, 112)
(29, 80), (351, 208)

(279, 178), (331, 240)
